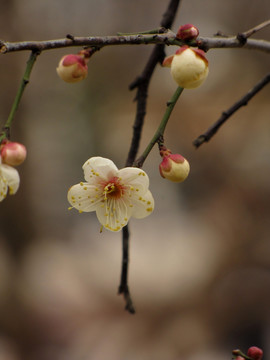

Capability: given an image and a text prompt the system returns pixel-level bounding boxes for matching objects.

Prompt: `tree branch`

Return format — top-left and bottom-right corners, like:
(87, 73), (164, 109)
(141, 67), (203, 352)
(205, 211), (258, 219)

(193, 72), (270, 148)
(119, 0), (182, 314)
(196, 36), (270, 53)
(1, 34), (270, 54)
(238, 19), (270, 41)
(118, 225), (135, 314)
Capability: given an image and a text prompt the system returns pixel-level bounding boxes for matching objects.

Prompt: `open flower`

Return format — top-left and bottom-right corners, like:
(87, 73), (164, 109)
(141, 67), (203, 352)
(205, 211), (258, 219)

(67, 157), (154, 232)
(0, 157), (20, 201)
(163, 45), (209, 89)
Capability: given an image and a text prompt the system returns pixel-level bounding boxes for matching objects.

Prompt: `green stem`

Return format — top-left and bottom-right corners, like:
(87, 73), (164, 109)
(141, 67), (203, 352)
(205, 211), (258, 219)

(0, 51), (39, 143)
(134, 86), (184, 167)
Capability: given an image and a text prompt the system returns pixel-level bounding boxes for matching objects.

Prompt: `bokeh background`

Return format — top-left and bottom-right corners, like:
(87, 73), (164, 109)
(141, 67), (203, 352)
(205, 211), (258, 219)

(1, 1), (270, 359)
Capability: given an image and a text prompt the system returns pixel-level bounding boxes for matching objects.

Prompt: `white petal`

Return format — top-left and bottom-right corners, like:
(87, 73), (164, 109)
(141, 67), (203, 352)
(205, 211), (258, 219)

(118, 167), (149, 194)
(130, 190), (155, 219)
(82, 157), (118, 182)
(1, 164), (20, 195)
(67, 182), (103, 212)
(96, 197), (133, 232)
(0, 176), (8, 201)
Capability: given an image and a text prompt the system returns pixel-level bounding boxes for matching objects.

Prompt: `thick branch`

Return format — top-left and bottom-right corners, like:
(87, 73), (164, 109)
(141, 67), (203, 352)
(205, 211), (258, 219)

(197, 36), (270, 53)
(193, 72), (270, 148)
(1, 34), (270, 54)
(0, 32), (178, 53)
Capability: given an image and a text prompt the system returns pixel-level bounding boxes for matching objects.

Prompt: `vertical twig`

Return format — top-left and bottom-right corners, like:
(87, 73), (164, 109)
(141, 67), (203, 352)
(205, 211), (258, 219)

(119, 0), (182, 313)
(118, 225), (135, 313)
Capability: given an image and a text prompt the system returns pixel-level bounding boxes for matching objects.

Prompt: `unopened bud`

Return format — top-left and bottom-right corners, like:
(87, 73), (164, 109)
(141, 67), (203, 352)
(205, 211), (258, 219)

(176, 24), (199, 41)
(56, 53), (88, 83)
(0, 141), (27, 166)
(159, 148), (190, 183)
(247, 347), (263, 360)
(163, 45), (209, 89)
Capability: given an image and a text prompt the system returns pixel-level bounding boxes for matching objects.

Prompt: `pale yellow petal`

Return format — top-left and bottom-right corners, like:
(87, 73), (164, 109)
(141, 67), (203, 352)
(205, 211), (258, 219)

(130, 190), (155, 219)
(67, 182), (103, 212)
(1, 164), (20, 195)
(83, 157), (118, 182)
(118, 167), (149, 194)
(96, 197), (132, 232)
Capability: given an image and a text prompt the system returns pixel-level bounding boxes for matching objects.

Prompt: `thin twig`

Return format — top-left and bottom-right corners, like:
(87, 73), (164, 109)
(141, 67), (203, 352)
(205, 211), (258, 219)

(238, 19), (270, 41)
(119, 0), (181, 314)
(135, 86), (184, 168)
(193, 72), (270, 148)
(0, 51), (39, 143)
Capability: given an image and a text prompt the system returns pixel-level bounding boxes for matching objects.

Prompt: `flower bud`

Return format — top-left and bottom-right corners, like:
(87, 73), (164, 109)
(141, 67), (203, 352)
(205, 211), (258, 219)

(0, 141), (27, 166)
(176, 24), (199, 41)
(56, 53), (88, 83)
(159, 148), (190, 183)
(163, 46), (209, 89)
(247, 347), (263, 360)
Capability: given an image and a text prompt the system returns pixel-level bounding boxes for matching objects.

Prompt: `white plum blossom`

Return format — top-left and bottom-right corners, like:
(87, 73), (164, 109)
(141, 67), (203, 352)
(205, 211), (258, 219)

(0, 157), (20, 201)
(67, 157), (154, 232)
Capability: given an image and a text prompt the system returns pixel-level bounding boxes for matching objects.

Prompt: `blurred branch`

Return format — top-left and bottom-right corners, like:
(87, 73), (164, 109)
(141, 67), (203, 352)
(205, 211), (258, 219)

(119, 0), (182, 314)
(0, 51), (39, 143)
(193, 72), (270, 148)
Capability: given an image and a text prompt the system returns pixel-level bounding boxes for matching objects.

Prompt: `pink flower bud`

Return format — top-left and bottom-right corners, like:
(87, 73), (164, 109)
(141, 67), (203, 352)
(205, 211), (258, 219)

(0, 141), (27, 166)
(247, 347), (263, 360)
(176, 24), (199, 41)
(159, 148), (190, 183)
(163, 45), (209, 89)
(56, 53), (88, 83)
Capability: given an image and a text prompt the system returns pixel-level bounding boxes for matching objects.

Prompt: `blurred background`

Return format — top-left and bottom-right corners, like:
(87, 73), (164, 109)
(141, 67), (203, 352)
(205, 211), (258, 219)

(0, 0), (270, 359)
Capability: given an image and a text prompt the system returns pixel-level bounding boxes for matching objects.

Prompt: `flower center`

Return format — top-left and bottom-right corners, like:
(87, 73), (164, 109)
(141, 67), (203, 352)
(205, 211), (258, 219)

(102, 177), (125, 200)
